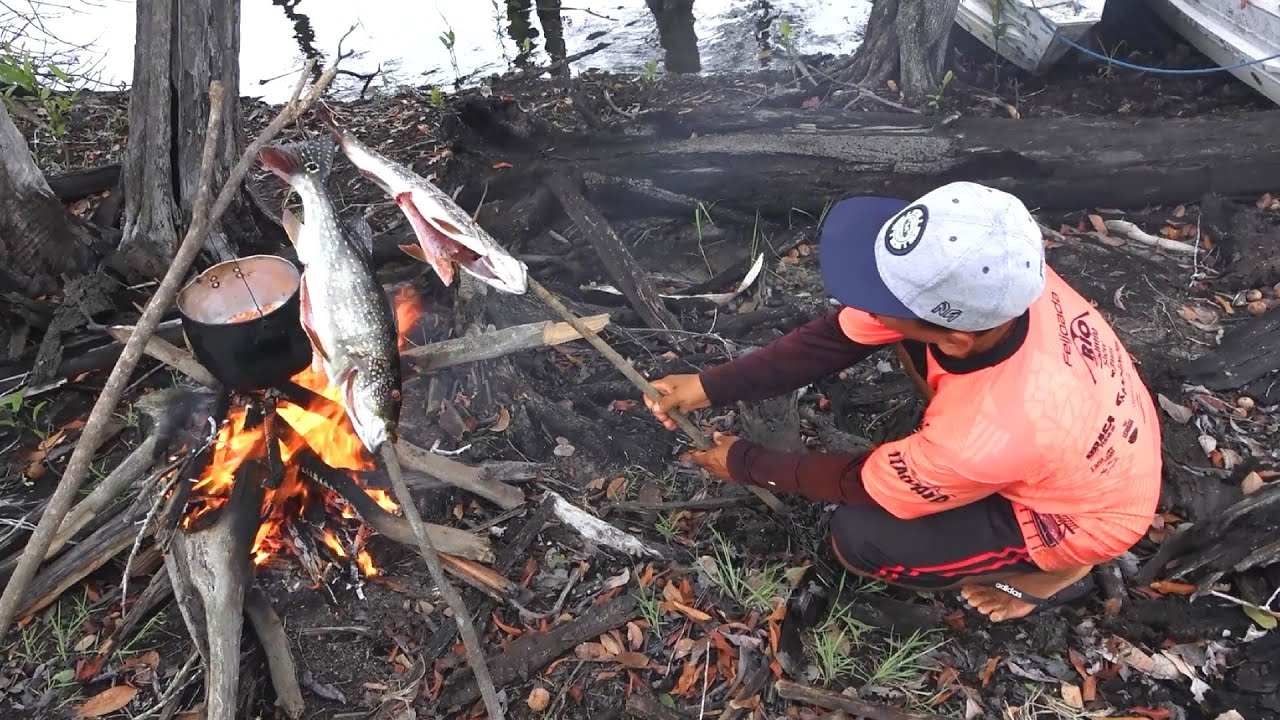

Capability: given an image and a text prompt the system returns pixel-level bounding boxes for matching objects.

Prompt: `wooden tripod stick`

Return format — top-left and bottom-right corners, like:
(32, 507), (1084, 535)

(527, 279), (788, 515)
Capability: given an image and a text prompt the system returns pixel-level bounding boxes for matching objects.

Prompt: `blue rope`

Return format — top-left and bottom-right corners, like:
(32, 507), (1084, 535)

(1027, 0), (1280, 76)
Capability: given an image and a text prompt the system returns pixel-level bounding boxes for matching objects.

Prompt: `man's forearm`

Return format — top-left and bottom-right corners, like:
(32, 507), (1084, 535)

(725, 439), (878, 507)
(698, 312), (879, 406)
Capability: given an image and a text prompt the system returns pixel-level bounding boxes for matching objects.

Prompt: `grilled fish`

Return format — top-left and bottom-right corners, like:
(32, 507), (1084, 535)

(316, 107), (529, 294)
(258, 135), (403, 454)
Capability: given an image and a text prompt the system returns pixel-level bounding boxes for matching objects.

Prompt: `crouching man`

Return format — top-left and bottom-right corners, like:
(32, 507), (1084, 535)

(645, 182), (1161, 622)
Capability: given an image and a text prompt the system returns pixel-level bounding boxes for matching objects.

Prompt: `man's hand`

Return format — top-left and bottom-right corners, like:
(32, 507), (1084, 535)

(645, 374), (710, 432)
(684, 432), (738, 481)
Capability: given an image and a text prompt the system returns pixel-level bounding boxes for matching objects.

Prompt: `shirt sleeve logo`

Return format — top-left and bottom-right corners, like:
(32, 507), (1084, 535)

(883, 205), (928, 256)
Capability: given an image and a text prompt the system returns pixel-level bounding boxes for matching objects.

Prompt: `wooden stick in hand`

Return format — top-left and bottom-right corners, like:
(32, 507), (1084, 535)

(527, 279), (788, 515)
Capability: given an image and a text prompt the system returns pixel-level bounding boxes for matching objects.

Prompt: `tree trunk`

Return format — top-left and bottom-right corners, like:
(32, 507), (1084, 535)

(0, 100), (95, 297)
(647, 0), (700, 73)
(549, 107), (1280, 216)
(840, 0), (961, 102)
(120, 0), (257, 278)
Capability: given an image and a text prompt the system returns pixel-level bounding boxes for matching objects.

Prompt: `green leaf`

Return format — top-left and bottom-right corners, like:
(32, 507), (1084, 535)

(1244, 605), (1278, 630)
(659, 694), (676, 708)
(51, 668), (75, 685)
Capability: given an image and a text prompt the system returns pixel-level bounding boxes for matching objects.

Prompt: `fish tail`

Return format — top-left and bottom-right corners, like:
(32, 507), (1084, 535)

(258, 134), (336, 185)
(314, 104), (345, 145)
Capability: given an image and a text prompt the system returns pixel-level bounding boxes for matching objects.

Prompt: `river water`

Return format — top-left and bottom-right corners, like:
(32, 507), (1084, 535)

(29, 0), (871, 103)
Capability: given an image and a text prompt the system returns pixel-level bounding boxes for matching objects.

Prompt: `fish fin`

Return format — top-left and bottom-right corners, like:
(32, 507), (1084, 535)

(258, 135), (336, 183)
(346, 215), (376, 263)
(297, 273), (330, 366)
(281, 208), (304, 247)
(394, 192), (456, 286)
(398, 243), (431, 263)
(427, 215), (465, 239)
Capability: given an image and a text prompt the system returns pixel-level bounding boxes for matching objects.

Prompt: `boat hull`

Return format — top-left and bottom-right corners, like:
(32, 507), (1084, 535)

(956, 0), (1107, 74)
(1148, 0), (1280, 106)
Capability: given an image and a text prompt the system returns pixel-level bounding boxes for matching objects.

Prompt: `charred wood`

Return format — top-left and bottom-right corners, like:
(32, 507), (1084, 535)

(547, 173), (684, 334)
(554, 108), (1280, 217)
(401, 313), (610, 371)
(439, 594), (638, 708)
(774, 679), (954, 720)
(164, 462), (266, 720)
(394, 439), (525, 510)
(1182, 307), (1280, 403)
(45, 164), (121, 202)
(421, 495), (555, 663)
(244, 585), (305, 719)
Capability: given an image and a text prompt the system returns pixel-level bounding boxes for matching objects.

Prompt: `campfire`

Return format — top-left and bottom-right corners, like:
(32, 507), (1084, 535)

(176, 277), (423, 582)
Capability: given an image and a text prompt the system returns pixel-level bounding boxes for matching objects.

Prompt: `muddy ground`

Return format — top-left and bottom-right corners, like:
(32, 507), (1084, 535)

(3, 13), (1280, 720)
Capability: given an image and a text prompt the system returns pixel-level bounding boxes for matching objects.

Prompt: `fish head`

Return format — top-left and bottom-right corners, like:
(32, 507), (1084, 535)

(462, 251), (529, 294)
(335, 358), (402, 455)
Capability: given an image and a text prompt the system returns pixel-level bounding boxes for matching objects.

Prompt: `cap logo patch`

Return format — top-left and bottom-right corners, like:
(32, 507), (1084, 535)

(931, 301), (963, 323)
(884, 205), (928, 256)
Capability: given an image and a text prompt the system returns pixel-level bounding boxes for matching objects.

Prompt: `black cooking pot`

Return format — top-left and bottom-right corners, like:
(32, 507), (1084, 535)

(177, 255), (314, 392)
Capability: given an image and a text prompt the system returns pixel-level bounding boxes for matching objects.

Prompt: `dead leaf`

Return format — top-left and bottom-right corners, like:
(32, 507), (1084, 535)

(614, 651), (651, 669)
(1177, 304), (1220, 332)
(669, 601), (712, 622)
(599, 633), (623, 656)
(626, 622), (645, 649)
(1157, 394), (1193, 424)
(886, 79), (899, 93)
(1257, 193), (1274, 210)
(980, 656), (1000, 687)
(1088, 214), (1109, 235)
(610, 399), (638, 411)
(574, 642), (610, 661)
(1131, 708), (1173, 720)
(1242, 471), (1265, 495)
(638, 564), (655, 589)
(492, 161), (513, 170)
(801, 96), (821, 109)
(603, 569), (631, 590)
(526, 687), (551, 712)
(661, 582), (685, 604)
(605, 477), (628, 501)
(1005, 104), (1020, 119)
(120, 650), (160, 670)
(75, 656), (107, 682)
(1160, 225), (1183, 240)
(1082, 675), (1097, 702)
(76, 685), (138, 718)
(491, 406), (511, 432)
(74, 634), (99, 653)
(1061, 683), (1084, 710)
(1173, 205), (1187, 218)
(1148, 581), (1197, 596)
(672, 660), (702, 697)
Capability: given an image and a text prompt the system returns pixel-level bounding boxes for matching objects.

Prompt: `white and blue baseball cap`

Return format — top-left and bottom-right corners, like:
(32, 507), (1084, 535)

(818, 182), (1046, 332)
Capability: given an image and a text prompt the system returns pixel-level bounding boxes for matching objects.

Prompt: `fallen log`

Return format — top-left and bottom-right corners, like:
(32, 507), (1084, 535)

(555, 108), (1280, 215)
(401, 313), (611, 371)
(774, 679), (954, 720)
(244, 585), (305, 720)
(439, 594), (639, 708)
(165, 460), (266, 720)
(1182, 308), (1280, 404)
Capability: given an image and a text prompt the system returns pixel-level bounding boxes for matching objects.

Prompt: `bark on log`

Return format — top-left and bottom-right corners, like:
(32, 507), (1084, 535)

(557, 108), (1280, 216)
(164, 466), (265, 720)
(0, 99), (94, 296)
(120, 0), (255, 275)
(401, 314), (611, 371)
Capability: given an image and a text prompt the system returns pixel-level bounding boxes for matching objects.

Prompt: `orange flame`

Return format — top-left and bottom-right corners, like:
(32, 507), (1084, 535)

(393, 284), (423, 351)
(182, 289), (423, 576)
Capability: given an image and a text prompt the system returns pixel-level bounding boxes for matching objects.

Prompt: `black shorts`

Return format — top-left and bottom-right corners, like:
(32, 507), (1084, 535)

(829, 495), (1039, 590)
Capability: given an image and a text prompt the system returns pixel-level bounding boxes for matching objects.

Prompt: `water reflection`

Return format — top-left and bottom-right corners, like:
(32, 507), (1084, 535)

(31, 0), (869, 102)
(647, 0), (701, 73)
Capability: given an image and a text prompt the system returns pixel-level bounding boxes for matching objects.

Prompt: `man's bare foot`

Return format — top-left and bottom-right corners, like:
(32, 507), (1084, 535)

(959, 565), (1094, 622)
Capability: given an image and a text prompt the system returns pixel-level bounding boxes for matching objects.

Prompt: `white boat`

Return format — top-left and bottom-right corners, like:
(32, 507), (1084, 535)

(954, 0), (1109, 74)
(1147, 0), (1280, 106)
